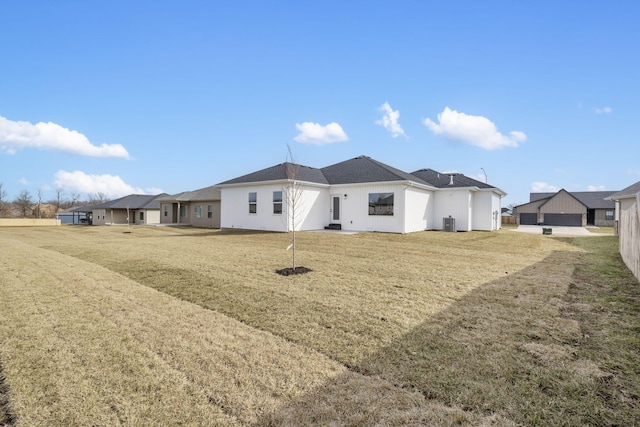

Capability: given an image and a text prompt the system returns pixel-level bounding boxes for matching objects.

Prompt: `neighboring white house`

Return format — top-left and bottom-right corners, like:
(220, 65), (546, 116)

(608, 181), (640, 282)
(216, 155), (505, 234)
(92, 194), (167, 226)
(157, 186), (221, 228)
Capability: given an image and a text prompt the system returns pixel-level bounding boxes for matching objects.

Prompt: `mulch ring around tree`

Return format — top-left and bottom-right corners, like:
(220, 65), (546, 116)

(275, 266), (312, 276)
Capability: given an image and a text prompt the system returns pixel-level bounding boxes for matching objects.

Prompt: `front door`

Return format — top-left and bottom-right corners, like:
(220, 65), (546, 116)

(331, 195), (341, 224)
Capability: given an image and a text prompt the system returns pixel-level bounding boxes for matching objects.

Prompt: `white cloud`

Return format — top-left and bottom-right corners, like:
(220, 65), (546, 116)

(18, 177), (30, 186)
(531, 182), (559, 193)
(423, 107), (526, 150)
(294, 122), (348, 145)
(593, 106), (612, 114)
(587, 185), (606, 191)
(627, 168), (640, 177)
(54, 170), (161, 198)
(376, 102), (407, 138)
(0, 116), (130, 158)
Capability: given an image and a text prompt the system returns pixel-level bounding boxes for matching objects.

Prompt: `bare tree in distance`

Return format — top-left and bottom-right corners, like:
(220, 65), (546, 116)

(277, 145), (312, 276)
(55, 187), (64, 210)
(36, 189), (43, 218)
(14, 190), (33, 218)
(89, 192), (108, 205)
(70, 192), (80, 207)
(0, 182), (6, 218)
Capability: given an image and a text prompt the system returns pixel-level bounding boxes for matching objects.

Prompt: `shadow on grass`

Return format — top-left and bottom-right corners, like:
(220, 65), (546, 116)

(152, 227), (280, 238)
(0, 357), (15, 426)
(257, 238), (640, 426)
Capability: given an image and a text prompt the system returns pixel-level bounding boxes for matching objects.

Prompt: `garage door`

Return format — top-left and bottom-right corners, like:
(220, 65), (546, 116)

(544, 214), (582, 226)
(519, 213), (537, 225)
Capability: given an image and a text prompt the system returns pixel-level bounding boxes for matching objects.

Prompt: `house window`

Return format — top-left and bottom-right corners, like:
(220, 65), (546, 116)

(163, 205), (168, 217)
(249, 192), (257, 214)
(273, 191), (283, 215)
(368, 192), (394, 216)
(139, 212), (144, 221)
(605, 211), (614, 221)
(208, 205), (213, 219)
(180, 205), (188, 218)
(194, 205), (202, 219)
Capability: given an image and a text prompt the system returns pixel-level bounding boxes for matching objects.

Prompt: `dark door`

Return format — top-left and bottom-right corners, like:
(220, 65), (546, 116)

(519, 213), (537, 225)
(544, 214), (582, 226)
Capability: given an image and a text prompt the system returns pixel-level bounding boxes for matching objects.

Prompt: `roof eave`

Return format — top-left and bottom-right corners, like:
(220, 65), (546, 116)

(217, 179), (330, 188)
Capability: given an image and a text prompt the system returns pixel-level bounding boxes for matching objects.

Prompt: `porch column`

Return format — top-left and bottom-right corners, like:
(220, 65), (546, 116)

(177, 202), (181, 224)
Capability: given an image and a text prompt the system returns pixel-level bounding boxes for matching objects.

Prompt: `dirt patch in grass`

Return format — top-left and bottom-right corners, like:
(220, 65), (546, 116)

(275, 266), (312, 276)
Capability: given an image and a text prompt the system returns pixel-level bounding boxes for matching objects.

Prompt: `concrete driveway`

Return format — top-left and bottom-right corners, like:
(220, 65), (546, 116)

(511, 225), (609, 236)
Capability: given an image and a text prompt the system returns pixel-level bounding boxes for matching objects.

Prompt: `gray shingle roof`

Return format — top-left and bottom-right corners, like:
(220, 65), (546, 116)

(321, 156), (430, 185)
(157, 185), (221, 202)
(217, 162), (329, 185)
(608, 181), (640, 200)
(216, 155), (504, 193)
(92, 194), (167, 210)
(411, 168), (496, 189)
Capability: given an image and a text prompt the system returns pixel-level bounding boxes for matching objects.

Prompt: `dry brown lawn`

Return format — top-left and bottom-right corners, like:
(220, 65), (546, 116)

(0, 225), (638, 426)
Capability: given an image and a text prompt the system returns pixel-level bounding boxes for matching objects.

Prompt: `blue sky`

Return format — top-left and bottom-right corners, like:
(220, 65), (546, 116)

(1, 1), (638, 207)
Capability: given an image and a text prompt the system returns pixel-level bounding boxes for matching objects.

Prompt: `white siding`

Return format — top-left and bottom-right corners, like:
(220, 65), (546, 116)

(337, 183), (407, 233)
(472, 191), (501, 231)
(404, 186), (433, 233)
(433, 190), (472, 231)
(221, 183), (328, 232)
(220, 180), (500, 233)
(288, 186), (329, 231)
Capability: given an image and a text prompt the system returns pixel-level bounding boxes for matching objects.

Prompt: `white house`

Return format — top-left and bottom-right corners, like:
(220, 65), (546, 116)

(216, 156), (505, 234)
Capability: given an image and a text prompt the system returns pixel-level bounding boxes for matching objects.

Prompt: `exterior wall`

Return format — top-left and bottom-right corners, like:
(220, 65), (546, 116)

(221, 181), (496, 234)
(160, 203), (172, 224)
(189, 201), (221, 228)
(618, 197), (640, 282)
(433, 190), (472, 231)
(143, 209), (161, 225)
(337, 183), (408, 233)
(594, 208), (615, 227)
(0, 218), (61, 227)
(403, 186), (433, 233)
(93, 208), (107, 225)
(92, 209), (129, 225)
(472, 191), (501, 231)
(288, 186), (328, 231)
(539, 192), (585, 217)
(221, 183), (328, 232)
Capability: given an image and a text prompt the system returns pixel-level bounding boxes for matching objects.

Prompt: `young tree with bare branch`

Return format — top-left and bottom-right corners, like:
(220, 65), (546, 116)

(278, 145), (311, 275)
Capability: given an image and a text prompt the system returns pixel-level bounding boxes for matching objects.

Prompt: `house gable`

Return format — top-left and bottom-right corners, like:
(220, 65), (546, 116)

(539, 189), (587, 214)
(321, 156), (430, 186)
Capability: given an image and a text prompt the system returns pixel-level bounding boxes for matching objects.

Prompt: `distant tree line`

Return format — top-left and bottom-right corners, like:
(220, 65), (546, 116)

(0, 182), (109, 218)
